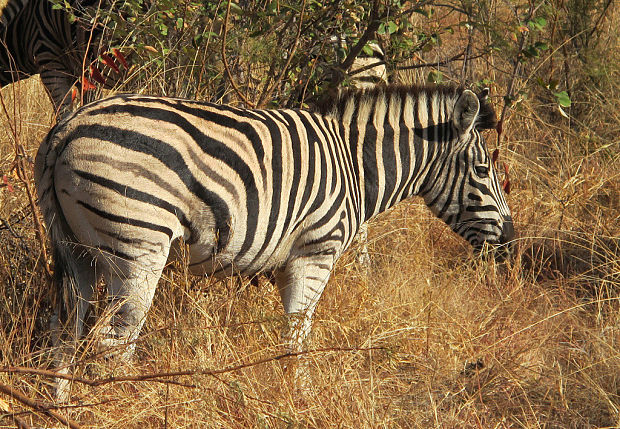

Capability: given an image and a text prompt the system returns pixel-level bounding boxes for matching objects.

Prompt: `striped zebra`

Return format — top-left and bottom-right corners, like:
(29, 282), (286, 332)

(0, 0), (124, 115)
(346, 41), (388, 88)
(35, 84), (514, 400)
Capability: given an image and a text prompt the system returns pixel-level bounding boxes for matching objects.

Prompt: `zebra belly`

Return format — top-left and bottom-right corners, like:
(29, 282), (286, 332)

(185, 224), (298, 277)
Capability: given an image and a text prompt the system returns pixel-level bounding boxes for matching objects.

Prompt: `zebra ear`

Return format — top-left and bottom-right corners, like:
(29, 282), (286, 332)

(453, 89), (480, 134)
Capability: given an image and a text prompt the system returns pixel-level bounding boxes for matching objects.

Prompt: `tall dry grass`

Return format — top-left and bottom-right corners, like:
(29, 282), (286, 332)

(0, 10), (619, 429)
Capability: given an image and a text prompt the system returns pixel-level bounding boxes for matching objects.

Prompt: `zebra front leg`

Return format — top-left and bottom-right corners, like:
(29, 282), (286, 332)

(274, 254), (334, 383)
(52, 250), (96, 402)
(356, 223), (371, 269)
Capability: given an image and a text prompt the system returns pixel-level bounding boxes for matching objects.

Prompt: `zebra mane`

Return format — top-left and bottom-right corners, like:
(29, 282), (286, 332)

(313, 83), (498, 131)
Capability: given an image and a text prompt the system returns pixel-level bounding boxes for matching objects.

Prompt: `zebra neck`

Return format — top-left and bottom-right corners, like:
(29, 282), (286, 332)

(338, 89), (455, 223)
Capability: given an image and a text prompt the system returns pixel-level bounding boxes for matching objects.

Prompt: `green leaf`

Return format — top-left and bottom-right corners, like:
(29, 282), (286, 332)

(528, 16), (547, 31)
(535, 17), (547, 29)
(228, 2), (244, 15)
(387, 21), (398, 34)
(523, 45), (539, 58)
(428, 70), (443, 83)
(553, 91), (571, 107)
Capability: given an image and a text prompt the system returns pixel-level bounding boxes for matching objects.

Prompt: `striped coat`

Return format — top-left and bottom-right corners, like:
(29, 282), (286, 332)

(0, 0), (122, 115)
(35, 84), (513, 400)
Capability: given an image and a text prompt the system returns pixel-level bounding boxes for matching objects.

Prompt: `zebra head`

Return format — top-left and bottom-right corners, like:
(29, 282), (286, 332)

(422, 88), (514, 259)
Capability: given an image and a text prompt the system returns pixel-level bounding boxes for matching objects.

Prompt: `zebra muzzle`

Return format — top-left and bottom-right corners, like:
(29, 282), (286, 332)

(472, 216), (514, 261)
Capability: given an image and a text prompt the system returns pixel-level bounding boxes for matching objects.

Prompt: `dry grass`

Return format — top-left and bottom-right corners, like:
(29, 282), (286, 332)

(1, 22), (619, 429)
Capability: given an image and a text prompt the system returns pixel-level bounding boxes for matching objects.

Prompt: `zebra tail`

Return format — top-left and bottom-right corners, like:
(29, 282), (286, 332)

(34, 123), (81, 323)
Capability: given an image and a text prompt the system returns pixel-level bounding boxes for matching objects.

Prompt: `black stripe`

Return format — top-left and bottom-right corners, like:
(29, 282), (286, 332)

(118, 97), (268, 183)
(379, 100), (397, 213)
(95, 227), (162, 249)
(278, 111), (303, 236)
(96, 245), (137, 261)
(434, 150), (463, 218)
(467, 192), (483, 201)
(465, 204), (501, 213)
(294, 113), (322, 224)
(86, 102), (261, 262)
(468, 174), (492, 194)
(388, 99), (410, 208)
(76, 200), (174, 239)
(362, 102), (379, 218)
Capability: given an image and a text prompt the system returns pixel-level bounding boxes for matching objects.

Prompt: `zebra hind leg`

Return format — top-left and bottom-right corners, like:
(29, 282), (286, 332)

(98, 254), (169, 362)
(51, 246), (97, 402)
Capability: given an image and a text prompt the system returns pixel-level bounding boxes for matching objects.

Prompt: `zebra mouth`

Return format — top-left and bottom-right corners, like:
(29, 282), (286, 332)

(467, 216), (514, 262)
(473, 241), (513, 262)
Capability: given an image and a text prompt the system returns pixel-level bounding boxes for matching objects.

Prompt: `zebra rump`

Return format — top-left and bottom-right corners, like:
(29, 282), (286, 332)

(35, 84), (513, 401)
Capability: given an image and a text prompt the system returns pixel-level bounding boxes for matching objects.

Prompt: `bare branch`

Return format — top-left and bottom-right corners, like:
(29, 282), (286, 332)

(395, 50), (487, 71)
(1, 346), (386, 387)
(0, 382), (82, 429)
(221, 0), (256, 108)
(257, 0), (307, 108)
(496, 2), (535, 145)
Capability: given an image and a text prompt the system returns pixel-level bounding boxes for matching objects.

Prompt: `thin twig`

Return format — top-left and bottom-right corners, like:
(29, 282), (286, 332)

(1, 346), (386, 387)
(587, 0), (613, 40)
(78, 0), (104, 114)
(329, 0), (386, 89)
(257, 0), (307, 108)
(0, 395), (32, 429)
(496, 1), (535, 147)
(395, 51), (487, 71)
(0, 382), (82, 429)
(221, 1), (255, 108)
(0, 80), (52, 278)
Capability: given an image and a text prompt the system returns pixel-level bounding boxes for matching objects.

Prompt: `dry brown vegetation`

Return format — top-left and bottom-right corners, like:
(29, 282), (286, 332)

(0, 2), (619, 428)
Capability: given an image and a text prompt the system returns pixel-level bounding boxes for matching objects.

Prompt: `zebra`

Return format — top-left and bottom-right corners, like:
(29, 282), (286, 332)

(35, 83), (514, 401)
(0, 0), (125, 116)
(346, 41), (388, 88)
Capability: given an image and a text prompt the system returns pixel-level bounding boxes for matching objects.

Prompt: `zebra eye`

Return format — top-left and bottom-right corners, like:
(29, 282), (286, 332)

(474, 165), (489, 178)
